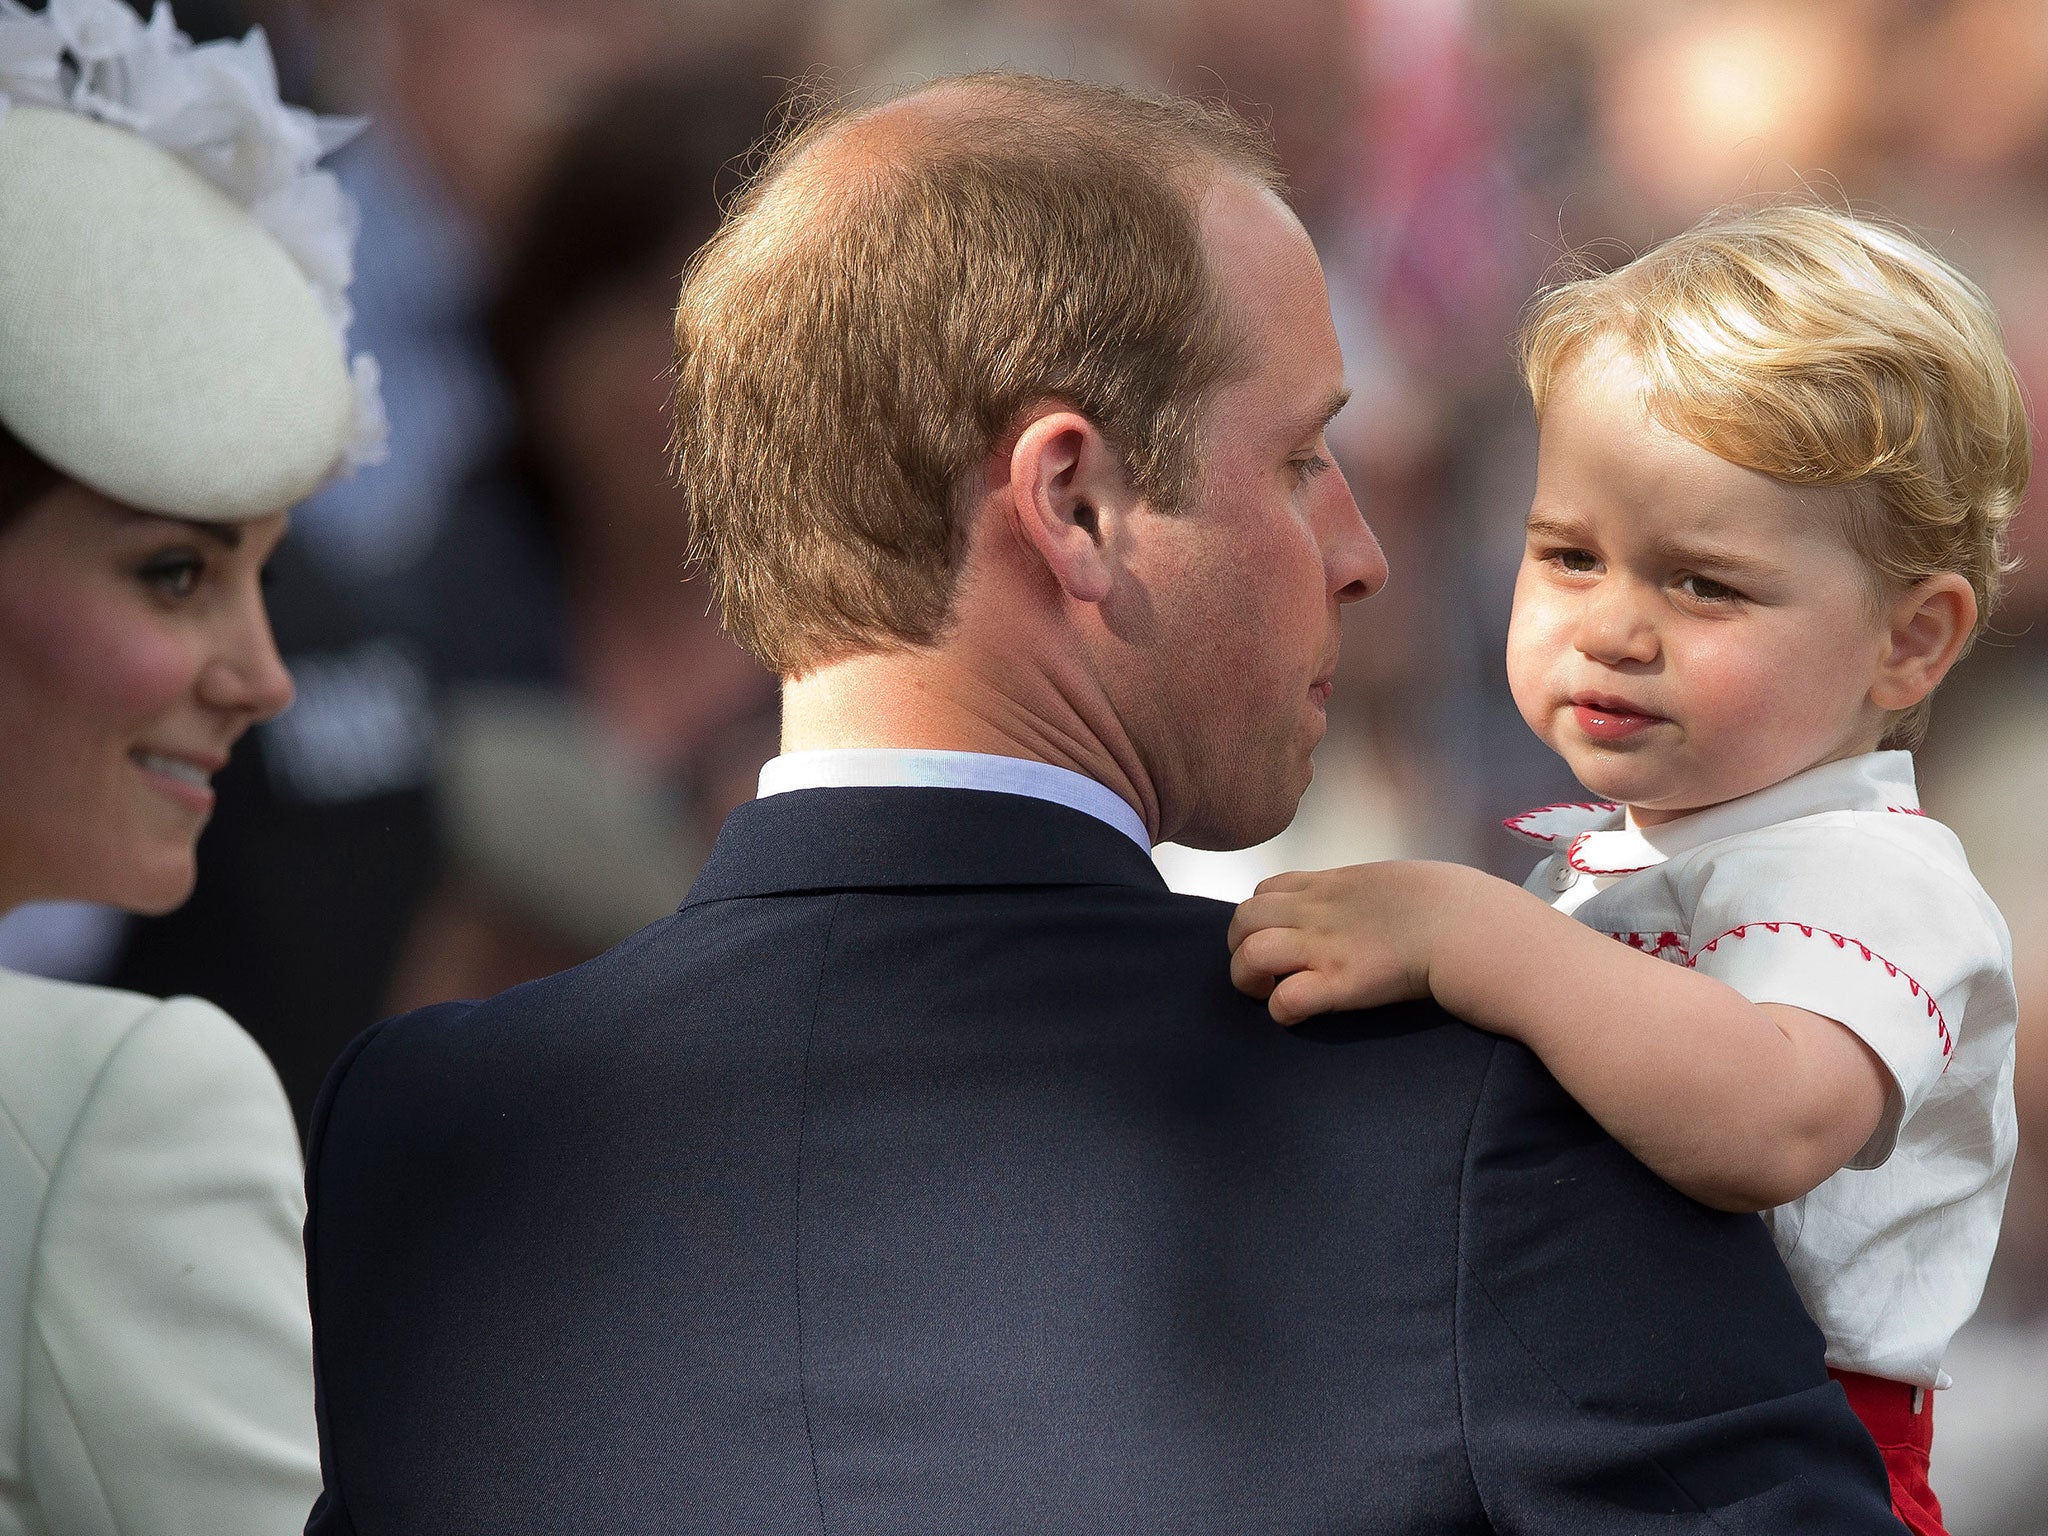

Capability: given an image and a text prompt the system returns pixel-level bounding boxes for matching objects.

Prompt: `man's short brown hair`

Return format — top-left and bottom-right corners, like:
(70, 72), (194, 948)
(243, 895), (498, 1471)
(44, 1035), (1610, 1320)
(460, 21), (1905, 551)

(671, 71), (1283, 676)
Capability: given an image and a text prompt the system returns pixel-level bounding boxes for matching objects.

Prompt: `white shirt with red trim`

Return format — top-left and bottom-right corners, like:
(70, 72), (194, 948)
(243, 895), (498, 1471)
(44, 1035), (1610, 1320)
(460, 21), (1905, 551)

(1506, 751), (2016, 1388)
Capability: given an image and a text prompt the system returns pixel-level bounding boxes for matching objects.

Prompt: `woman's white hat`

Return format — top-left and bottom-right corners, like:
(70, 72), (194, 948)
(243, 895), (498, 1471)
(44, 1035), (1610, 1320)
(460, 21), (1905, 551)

(0, 0), (385, 522)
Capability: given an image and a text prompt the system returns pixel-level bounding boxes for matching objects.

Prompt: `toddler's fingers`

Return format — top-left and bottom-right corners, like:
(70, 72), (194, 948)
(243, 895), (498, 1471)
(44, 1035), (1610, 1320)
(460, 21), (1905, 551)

(1251, 869), (1317, 898)
(1268, 968), (1343, 1027)
(1229, 926), (1308, 998)
(1228, 890), (1302, 952)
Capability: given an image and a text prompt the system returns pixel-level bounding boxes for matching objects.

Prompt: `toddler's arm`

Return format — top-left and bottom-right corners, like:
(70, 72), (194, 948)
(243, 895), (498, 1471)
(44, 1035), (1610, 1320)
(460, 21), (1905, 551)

(1228, 862), (1892, 1213)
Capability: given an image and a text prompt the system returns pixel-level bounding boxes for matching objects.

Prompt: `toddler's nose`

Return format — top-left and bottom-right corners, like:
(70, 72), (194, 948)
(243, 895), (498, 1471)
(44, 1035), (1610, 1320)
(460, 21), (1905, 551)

(1574, 582), (1659, 666)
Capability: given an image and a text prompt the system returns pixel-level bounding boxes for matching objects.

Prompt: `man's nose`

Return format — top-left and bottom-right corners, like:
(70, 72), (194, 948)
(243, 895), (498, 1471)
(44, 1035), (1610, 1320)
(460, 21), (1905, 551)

(1322, 470), (1388, 604)
(1574, 579), (1659, 665)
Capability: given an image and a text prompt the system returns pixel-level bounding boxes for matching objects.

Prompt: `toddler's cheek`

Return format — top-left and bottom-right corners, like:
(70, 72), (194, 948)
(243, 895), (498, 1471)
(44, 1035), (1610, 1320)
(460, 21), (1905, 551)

(1681, 648), (1792, 736)
(1504, 641), (1559, 742)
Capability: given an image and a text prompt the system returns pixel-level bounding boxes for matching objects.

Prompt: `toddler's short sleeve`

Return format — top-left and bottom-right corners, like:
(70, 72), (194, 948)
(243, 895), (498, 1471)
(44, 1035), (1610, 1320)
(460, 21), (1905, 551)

(1683, 818), (2007, 1168)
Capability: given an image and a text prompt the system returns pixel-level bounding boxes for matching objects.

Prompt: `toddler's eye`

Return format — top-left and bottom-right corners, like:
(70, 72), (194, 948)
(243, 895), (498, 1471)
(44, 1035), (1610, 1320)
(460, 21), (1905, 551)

(1676, 572), (1743, 604)
(1548, 547), (1598, 574)
(138, 549), (205, 599)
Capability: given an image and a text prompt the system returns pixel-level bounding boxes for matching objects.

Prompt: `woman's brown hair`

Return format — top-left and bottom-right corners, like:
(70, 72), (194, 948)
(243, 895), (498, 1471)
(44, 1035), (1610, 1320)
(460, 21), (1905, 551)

(0, 419), (62, 533)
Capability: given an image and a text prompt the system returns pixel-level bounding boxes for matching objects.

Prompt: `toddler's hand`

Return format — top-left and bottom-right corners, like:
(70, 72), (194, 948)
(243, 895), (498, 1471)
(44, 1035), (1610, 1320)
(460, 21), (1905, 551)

(1227, 862), (1453, 1025)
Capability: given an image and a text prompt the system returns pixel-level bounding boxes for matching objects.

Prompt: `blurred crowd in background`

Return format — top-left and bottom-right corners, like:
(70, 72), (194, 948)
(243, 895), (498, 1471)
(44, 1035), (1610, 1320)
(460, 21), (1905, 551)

(1, 0), (2043, 1525)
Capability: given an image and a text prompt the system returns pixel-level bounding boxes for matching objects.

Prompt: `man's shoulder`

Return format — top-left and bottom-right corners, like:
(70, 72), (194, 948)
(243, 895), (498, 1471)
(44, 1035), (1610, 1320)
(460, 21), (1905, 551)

(324, 880), (1479, 1122)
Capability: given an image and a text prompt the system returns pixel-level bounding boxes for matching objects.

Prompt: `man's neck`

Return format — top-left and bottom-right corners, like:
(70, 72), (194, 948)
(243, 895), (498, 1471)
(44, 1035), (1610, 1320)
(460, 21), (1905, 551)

(779, 647), (1162, 840)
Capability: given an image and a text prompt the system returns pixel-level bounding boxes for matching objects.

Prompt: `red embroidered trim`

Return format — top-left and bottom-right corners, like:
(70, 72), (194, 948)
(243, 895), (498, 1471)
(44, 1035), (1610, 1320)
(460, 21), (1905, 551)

(1566, 831), (1655, 876)
(1687, 922), (1953, 1060)
(1886, 806), (1928, 817)
(1501, 800), (1620, 844)
(1610, 930), (1688, 963)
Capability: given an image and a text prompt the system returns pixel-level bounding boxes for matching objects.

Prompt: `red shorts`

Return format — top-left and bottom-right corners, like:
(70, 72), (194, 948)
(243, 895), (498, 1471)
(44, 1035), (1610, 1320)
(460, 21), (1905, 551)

(1830, 1368), (1947, 1536)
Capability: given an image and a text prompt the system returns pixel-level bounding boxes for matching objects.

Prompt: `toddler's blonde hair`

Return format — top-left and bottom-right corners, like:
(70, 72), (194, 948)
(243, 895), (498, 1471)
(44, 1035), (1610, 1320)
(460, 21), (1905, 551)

(1519, 204), (2030, 747)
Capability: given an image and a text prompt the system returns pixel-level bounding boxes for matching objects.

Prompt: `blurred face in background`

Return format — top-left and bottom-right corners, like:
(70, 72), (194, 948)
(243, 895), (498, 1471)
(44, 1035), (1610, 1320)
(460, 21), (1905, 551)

(0, 485), (294, 915)
(529, 261), (685, 565)
(1159, 0), (1361, 223)
(332, 0), (668, 239)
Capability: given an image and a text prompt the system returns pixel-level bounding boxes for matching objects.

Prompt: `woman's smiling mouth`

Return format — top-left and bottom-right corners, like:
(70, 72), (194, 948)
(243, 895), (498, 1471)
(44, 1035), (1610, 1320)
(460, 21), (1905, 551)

(131, 749), (221, 812)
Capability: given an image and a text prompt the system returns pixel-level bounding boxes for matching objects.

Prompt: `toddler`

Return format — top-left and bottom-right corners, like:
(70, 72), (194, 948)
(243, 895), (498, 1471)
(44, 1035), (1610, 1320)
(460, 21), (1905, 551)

(1229, 206), (2024, 1536)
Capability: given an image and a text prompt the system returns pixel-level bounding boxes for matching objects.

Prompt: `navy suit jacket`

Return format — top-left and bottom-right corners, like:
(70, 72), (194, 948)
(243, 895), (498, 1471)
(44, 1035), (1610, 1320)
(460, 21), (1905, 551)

(304, 786), (1901, 1533)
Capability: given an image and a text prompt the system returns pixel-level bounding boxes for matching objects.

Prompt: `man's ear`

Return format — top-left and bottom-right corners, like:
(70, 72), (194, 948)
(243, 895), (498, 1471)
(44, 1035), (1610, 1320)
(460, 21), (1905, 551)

(1869, 573), (1977, 713)
(1007, 410), (1130, 605)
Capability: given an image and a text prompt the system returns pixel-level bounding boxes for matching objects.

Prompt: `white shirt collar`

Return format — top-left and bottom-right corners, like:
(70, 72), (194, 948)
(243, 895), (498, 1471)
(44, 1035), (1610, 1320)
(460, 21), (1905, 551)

(1505, 750), (1922, 877)
(756, 748), (1153, 852)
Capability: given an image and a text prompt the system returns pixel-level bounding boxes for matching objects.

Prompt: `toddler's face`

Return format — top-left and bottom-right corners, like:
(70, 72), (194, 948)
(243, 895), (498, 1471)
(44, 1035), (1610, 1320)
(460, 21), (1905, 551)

(1506, 343), (1893, 824)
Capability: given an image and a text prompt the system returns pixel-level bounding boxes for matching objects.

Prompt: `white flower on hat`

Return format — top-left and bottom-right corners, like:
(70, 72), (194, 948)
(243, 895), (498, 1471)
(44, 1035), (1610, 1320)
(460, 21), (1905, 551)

(48, 0), (140, 63)
(0, 3), (64, 112)
(344, 354), (389, 473)
(0, 0), (386, 473)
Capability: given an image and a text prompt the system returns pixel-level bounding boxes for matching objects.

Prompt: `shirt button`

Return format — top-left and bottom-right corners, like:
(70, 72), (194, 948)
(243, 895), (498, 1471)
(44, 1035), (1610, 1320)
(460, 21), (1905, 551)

(1548, 860), (1577, 892)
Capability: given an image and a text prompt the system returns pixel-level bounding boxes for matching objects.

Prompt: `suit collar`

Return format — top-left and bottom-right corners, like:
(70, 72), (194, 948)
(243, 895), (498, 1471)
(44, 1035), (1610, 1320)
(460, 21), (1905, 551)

(683, 786), (1169, 905)
(757, 748), (1152, 853)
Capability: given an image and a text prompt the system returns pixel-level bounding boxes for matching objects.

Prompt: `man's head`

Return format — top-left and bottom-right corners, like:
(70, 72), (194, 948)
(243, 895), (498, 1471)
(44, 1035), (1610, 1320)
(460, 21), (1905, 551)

(673, 72), (1383, 848)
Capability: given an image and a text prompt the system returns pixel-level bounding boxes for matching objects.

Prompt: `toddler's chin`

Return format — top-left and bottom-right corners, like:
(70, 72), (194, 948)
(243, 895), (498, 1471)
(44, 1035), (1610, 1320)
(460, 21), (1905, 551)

(1559, 755), (1693, 816)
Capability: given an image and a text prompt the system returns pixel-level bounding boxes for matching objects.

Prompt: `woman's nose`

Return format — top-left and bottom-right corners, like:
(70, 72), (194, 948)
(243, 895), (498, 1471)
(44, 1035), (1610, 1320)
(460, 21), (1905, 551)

(197, 600), (296, 723)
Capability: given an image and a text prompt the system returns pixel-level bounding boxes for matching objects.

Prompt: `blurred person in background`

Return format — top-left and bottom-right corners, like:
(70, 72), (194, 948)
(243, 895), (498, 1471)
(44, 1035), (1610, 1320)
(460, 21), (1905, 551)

(109, 0), (804, 1128)
(384, 64), (787, 1007)
(0, 1), (379, 1526)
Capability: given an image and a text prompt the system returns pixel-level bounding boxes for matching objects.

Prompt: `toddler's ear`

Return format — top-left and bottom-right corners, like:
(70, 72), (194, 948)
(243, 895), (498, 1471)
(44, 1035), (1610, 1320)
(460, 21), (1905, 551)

(1870, 574), (1977, 712)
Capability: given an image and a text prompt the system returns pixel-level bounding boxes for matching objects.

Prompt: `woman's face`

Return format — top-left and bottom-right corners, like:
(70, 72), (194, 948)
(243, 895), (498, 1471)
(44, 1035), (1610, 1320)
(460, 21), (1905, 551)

(0, 483), (294, 915)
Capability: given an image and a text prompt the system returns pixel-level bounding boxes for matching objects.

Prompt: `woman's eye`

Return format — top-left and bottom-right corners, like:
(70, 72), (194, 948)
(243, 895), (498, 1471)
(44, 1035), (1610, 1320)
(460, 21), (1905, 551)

(137, 551), (205, 599)
(1677, 572), (1743, 603)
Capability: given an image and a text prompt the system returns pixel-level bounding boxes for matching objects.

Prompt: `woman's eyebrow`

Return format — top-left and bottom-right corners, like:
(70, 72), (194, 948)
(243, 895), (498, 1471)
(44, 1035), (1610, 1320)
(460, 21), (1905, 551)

(116, 505), (245, 548)
(183, 521), (243, 550)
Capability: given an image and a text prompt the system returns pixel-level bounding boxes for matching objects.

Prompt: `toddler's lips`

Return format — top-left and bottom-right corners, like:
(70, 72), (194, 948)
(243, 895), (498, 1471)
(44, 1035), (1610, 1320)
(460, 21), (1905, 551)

(1571, 701), (1664, 742)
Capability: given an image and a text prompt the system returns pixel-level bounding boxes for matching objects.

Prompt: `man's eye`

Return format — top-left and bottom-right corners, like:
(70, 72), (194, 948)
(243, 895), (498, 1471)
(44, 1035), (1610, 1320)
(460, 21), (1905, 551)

(1290, 453), (1333, 486)
(1677, 573), (1743, 604)
(138, 551), (204, 598)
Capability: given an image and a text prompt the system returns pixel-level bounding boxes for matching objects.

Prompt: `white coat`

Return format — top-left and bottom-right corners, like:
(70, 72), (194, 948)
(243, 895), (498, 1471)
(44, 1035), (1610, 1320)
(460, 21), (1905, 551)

(0, 968), (320, 1535)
